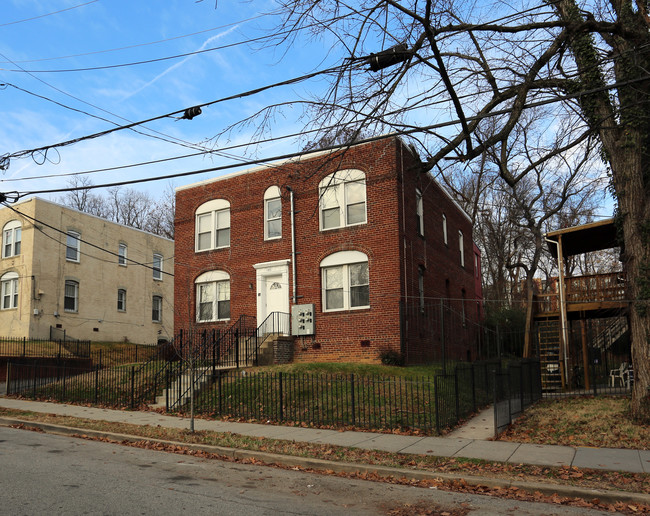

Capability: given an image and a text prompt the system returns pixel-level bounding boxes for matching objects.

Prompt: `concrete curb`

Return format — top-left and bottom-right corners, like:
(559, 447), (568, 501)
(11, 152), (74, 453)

(1, 416), (649, 506)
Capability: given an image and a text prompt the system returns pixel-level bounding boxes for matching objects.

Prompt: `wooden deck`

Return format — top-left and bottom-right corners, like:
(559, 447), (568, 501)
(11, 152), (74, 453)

(534, 272), (628, 318)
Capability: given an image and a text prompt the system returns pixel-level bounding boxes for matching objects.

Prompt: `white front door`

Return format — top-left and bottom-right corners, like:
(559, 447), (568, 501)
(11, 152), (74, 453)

(255, 260), (290, 335)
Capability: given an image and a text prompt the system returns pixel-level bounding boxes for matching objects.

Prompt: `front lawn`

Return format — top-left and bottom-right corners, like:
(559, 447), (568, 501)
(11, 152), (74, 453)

(498, 396), (649, 450)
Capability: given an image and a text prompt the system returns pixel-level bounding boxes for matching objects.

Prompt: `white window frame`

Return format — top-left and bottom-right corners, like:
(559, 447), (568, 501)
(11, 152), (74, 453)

(195, 270), (230, 322)
(195, 199), (230, 252)
(64, 280), (79, 312)
(459, 230), (465, 267)
(117, 289), (127, 312)
(66, 231), (80, 262)
(2, 220), (21, 258)
(1, 271), (19, 310)
(442, 214), (448, 245)
(320, 251), (369, 312)
(152, 295), (163, 323)
(416, 189), (424, 236)
(153, 253), (163, 280)
(319, 169), (367, 231)
(118, 243), (127, 266)
(264, 186), (282, 240)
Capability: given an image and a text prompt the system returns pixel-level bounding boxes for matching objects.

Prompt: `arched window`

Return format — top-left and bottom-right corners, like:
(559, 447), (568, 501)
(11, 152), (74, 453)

(320, 251), (369, 311)
(264, 186), (282, 240)
(195, 270), (230, 322)
(3, 220), (21, 258)
(195, 199), (230, 251)
(1, 271), (18, 310)
(319, 169), (367, 230)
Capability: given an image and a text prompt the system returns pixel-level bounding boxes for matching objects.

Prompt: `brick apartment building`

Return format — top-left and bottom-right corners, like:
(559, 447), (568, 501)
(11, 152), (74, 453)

(174, 136), (482, 364)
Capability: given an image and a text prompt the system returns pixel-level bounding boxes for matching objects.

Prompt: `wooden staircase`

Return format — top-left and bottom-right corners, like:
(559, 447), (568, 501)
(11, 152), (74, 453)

(537, 319), (563, 391)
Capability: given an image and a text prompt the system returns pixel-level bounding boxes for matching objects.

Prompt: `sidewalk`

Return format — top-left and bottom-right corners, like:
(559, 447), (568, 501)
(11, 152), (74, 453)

(1, 397), (648, 475)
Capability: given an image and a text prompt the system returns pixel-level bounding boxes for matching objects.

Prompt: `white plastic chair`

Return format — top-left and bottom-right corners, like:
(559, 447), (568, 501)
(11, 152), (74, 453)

(609, 362), (628, 387)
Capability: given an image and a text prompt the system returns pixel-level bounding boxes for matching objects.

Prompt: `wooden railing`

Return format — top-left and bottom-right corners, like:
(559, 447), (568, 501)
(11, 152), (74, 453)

(534, 272), (626, 314)
(565, 272), (626, 303)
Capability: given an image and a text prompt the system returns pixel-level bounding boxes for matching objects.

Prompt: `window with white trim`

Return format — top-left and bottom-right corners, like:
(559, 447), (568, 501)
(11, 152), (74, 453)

(152, 295), (163, 322)
(416, 189), (424, 236)
(195, 270), (230, 322)
(442, 214), (448, 245)
(319, 169), (367, 230)
(459, 230), (465, 267)
(264, 186), (282, 240)
(320, 251), (369, 311)
(118, 243), (127, 266)
(117, 289), (126, 312)
(153, 254), (163, 280)
(195, 199), (230, 251)
(66, 231), (80, 262)
(1, 272), (19, 310)
(2, 220), (21, 258)
(64, 280), (78, 312)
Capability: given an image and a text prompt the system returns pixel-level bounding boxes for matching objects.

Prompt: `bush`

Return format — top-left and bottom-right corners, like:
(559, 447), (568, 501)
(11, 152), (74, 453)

(379, 348), (405, 366)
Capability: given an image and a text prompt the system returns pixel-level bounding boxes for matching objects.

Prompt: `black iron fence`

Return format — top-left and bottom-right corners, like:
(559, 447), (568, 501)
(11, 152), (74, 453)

(6, 359), (171, 409)
(7, 357), (540, 435)
(494, 360), (543, 435)
(0, 336), (91, 359)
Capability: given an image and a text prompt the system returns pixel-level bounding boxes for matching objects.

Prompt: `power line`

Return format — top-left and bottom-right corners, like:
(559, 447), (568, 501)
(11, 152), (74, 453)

(0, 16), (265, 64)
(7, 70), (648, 201)
(1, 202), (174, 277)
(0, 62), (354, 172)
(0, 1), (99, 28)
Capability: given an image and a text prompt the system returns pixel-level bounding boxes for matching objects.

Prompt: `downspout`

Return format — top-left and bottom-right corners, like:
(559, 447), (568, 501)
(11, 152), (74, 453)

(286, 186), (298, 304)
(545, 236), (570, 388)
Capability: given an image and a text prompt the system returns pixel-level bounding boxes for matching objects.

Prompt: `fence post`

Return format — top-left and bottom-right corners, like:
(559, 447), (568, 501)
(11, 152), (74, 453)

(235, 329), (240, 368)
(95, 366), (99, 404)
(454, 368), (460, 424)
(493, 369), (498, 438)
(62, 363), (66, 398)
(350, 373), (356, 426)
(130, 365), (135, 409)
(135, 345), (138, 363)
(471, 365), (476, 413)
(212, 329), (216, 377)
(278, 372), (283, 421)
(440, 299), (446, 374)
(22, 337), (26, 357)
(218, 371), (222, 415)
(519, 363), (524, 411)
(165, 366), (170, 411)
(434, 375), (440, 434)
(99, 349), (102, 369)
(6, 363), (11, 395)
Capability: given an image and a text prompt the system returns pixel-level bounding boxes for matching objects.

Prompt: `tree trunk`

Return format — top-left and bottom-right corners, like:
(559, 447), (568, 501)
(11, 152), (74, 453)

(612, 150), (650, 421)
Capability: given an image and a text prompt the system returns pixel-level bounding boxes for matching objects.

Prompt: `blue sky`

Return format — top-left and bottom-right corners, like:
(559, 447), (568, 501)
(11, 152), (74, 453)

(0, 0), (343, 202)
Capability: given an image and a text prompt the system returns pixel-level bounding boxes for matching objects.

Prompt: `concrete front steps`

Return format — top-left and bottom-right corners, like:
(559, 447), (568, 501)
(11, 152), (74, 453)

(149, 334), (282, 410)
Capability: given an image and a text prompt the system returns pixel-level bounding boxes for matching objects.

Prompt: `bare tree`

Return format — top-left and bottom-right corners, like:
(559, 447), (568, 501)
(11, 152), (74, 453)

(59, 178), (174, 239)
(59, 176), (109, 218)
(246, 0), (650, 419)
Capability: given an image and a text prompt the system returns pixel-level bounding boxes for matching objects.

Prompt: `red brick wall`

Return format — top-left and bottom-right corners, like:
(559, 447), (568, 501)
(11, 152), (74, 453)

(174, 137), (480, 364)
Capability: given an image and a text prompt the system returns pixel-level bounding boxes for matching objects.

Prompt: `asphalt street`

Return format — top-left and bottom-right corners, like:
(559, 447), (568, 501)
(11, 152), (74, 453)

(0, 426), (613, 515)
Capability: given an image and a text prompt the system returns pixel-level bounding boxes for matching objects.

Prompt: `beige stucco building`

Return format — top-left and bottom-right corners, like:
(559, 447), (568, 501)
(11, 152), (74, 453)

(0, 197), (174, 344)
